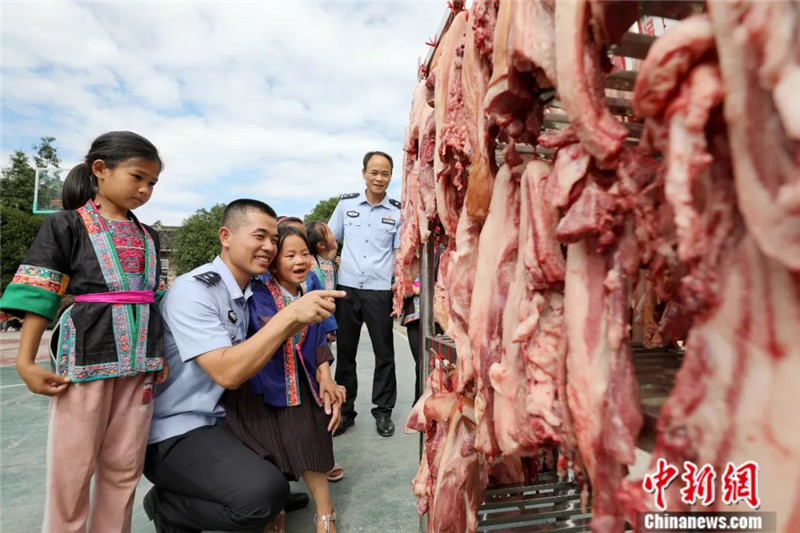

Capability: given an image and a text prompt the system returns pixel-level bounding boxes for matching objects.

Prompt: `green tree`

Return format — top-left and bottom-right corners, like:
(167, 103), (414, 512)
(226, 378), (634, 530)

(172, 203), (226, 275)
(304, 196), (340, 224)
(0, 138), (60, 290)
(33, 136), (61, 169)
(1, 150), (37, 211)
(33, 136), (64, 211)
(0, 204), (44, 291)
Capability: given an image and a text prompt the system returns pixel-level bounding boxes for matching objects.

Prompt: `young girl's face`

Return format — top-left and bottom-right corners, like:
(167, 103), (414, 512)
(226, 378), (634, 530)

(272, 234), (310, 286)
(93, 158), (160, 212)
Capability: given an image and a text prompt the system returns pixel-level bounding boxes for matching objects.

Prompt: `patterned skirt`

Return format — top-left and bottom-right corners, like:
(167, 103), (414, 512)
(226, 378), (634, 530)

(224, 378), (335, 480)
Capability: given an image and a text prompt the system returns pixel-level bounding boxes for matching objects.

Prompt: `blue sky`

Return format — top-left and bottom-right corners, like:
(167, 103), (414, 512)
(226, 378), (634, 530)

(1, 1), (448, 225)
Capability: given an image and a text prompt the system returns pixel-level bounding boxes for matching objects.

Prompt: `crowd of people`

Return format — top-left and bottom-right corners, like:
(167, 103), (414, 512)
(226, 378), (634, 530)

(0, 131), (427, 533)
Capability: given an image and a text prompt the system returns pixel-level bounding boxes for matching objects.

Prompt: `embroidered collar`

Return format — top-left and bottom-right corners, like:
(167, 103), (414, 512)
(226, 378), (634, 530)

(100, 213), (135, 224)
(77, 200), (156, 292)
(277, 282), (303, 302)
(265, 276), (308, 406)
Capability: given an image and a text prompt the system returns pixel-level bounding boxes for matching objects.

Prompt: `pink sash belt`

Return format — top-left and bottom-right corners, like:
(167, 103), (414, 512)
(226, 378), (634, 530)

(74, 290), (155, 304)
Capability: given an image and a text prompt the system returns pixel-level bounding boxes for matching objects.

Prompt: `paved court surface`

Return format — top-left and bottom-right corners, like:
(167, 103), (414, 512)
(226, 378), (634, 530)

(0, 325), (424, 532)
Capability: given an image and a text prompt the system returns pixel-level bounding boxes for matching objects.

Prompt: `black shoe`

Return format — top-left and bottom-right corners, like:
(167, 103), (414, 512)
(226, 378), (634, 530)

(334, 415), (355, 437)
(375, 414), (395, 437)
(144, 488), (200, 533)
(285, 490), (310, 512)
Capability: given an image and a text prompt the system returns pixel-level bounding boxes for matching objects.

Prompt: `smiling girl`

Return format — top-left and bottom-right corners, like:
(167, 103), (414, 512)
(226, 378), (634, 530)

(0, 131), (168, 531)
(224, 225), (344, 533)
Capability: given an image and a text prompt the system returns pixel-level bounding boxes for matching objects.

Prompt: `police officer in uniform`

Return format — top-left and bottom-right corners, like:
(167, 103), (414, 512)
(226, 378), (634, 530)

(143, 199), (345, 533)
(328, 151), (401, 438)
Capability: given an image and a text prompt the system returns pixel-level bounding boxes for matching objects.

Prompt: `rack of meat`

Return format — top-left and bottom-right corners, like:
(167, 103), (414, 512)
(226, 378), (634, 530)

(395, 0), (800, 532)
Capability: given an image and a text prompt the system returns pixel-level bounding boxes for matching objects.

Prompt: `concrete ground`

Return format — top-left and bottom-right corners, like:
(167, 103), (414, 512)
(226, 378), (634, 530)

(0, 325), (423, 532)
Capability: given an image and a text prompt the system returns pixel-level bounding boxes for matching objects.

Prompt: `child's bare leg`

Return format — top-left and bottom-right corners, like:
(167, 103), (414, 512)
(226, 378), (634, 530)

(302, 470), (337, 533)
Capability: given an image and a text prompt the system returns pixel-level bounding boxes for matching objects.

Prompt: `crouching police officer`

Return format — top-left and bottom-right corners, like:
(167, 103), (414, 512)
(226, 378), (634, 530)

(143, 199), (345, 532)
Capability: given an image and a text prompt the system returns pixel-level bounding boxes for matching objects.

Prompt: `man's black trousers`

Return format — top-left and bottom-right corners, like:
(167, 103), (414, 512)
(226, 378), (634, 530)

(143, 419), (289, 531)
(334, 285), (396, 419)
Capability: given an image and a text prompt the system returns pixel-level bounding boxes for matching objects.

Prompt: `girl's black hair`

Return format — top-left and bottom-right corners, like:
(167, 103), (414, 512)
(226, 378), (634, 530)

(306, 220), (328, 255)
(271, 225), (310, 268)
(61, 131), (163, 210)
(278, 216), (305, 228)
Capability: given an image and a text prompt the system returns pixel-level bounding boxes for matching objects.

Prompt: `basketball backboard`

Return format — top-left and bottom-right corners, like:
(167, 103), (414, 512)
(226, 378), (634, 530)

(33, 167), (67, 213)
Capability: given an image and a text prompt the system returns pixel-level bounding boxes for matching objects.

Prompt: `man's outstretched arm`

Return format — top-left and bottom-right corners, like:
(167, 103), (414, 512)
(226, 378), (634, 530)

(196, 290), (345, 389)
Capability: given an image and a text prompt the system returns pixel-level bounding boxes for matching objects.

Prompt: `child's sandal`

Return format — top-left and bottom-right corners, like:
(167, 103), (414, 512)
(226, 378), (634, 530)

(314, 510), (337, 533)
(264, 510), (286, 533)
(327, 463), (345, 482)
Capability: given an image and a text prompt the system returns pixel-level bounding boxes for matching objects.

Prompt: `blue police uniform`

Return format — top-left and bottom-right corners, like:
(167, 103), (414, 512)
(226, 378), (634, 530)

(329, 191), (401, 290)
(142, 256), (288, 531)
(149, 256), (250, 444)
(328, 191), (401, 429)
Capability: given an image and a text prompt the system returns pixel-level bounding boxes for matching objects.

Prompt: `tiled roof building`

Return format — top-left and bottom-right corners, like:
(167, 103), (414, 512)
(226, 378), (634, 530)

(151, 221), (179, 286)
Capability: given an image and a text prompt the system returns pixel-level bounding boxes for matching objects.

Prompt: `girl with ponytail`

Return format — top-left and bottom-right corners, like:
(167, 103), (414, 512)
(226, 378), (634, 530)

(0, 131), (168, 531)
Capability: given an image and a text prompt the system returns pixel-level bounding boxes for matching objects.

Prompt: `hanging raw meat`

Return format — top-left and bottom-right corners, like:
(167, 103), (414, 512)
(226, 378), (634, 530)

(554, 0), (628, 167)
(462, 0), (496, 221)
(467, 157), (528, 459)
(708, 0), (800, 271)
(434, 10), (469, 237)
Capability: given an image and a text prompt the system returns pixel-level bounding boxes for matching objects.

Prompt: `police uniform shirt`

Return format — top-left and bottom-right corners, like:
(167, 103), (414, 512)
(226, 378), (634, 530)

(328, 191), (401, 291)
(149, 256), (253, 444)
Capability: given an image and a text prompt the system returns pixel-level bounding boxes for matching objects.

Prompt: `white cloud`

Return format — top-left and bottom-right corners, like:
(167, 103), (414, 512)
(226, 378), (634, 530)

(1, 0), (446, 225)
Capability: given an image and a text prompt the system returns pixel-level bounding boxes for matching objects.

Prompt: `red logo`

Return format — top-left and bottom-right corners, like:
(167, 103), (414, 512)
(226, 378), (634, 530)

(643, 459), (760, 511)
(643, 458), (679, 511)
(680, 462), (716, 507)
(722, 461), (761, 509)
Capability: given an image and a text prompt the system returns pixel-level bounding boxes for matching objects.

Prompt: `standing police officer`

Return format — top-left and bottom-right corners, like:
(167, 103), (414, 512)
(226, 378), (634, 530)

(329, 151), (401, 438)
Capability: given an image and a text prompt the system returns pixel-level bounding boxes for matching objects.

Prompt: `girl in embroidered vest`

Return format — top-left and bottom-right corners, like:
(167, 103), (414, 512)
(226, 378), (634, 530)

(225, 226), (344, 533)
(306, 220), (338, 292)
(0, 131), (168, 532)
(307, 220), (338, 343)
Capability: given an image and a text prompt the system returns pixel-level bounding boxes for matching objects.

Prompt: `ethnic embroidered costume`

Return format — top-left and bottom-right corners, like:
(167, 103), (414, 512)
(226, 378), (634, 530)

(0, 200), (164, 382)
(247, 276), (334, 408)
(312, 256), (337, 292)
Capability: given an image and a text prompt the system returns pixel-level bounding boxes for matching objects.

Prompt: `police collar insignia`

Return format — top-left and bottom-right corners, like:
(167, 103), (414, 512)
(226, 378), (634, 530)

(228, 309), (237, 323)
(347, 211), (360, 218)
(193, 271), (221, 286)
(382, 217), (395, 225)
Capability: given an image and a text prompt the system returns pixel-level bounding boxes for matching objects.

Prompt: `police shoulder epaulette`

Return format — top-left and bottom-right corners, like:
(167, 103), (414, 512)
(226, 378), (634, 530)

(340, 192), (359, 200)
(193, 271), (221, 286)
(389, 198), (401, 209)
